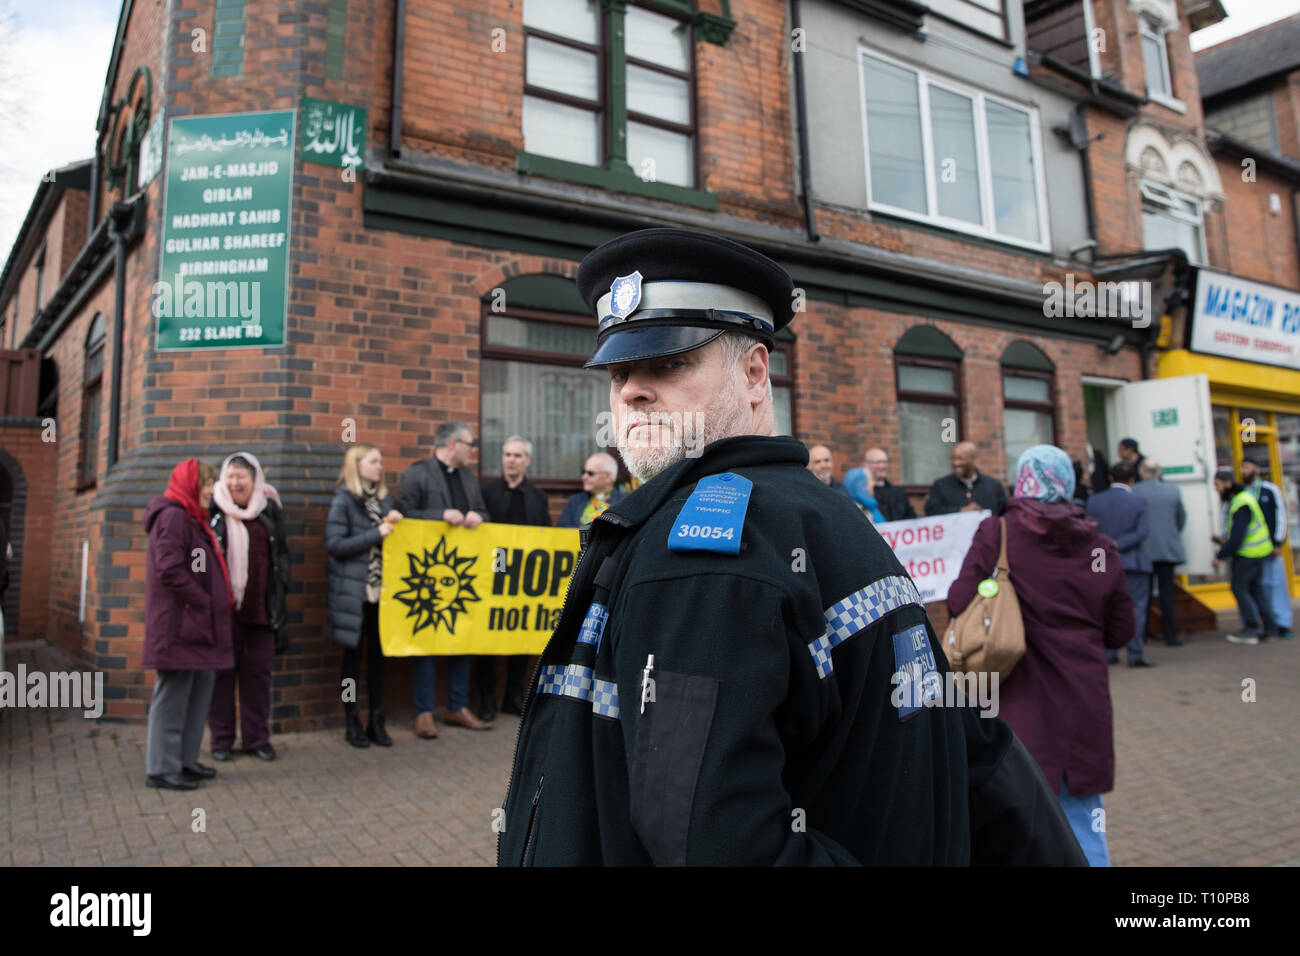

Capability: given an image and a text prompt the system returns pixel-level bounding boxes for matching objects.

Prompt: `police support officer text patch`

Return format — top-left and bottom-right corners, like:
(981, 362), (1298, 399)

(891, 624), (941, 721)
(667, 473), (752, 556)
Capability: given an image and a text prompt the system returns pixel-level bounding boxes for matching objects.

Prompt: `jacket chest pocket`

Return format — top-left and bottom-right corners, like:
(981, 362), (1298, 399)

(628, 668), (719, 866)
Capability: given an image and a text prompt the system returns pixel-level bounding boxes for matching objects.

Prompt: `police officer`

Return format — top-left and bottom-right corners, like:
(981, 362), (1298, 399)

(498, 227), (1082, 866)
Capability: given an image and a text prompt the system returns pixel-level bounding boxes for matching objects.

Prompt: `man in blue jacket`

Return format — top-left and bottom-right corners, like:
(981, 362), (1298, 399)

(1087, 461), (1154, 667)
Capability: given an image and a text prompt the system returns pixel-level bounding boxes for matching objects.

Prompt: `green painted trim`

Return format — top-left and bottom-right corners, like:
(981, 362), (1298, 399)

(486, 274), (588, 314)
(516, 151), (717, 209)
(1002, 340), (1056, 371)
(361, 176), (1138, 346)
(694, 11), (737, 45)
(606, 2), (630, 171)
(831, 0), (928, 32)
(895, 323), (963, 359)
(211, 0), (246, 78)
(326, 0), (347, 81)
(643, 0), (696, 14)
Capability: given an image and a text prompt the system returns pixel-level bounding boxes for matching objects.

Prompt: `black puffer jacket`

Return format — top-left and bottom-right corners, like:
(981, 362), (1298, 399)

(325, 485), (395, 649)
(210, 499), (291, 645)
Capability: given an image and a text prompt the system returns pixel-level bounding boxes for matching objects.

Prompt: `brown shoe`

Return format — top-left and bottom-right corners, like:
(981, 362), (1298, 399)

(414, 711), (439, 739)
(442, 706), (493, 730)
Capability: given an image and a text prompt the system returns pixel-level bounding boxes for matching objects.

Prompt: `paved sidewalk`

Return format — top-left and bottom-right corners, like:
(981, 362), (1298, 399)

(2, 624), (1298, 866)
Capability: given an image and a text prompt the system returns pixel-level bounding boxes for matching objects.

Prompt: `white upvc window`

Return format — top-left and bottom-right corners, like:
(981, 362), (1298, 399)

(1139, 16), (1184, 112)
(859, 49), (1051, 251)
(1140, 181), (1205, 265)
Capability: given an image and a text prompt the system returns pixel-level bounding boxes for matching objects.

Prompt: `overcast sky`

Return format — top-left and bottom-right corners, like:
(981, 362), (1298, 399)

(2, 0), (1300, 263)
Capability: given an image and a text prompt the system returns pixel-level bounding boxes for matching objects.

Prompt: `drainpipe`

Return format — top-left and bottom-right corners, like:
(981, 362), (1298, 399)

(106, 201), (131, 468)
(789, 0), (820, 242)
(1069, 104), (1098, 251)
(1292, 188), (1300, 274)
(390, 0), (407, 158)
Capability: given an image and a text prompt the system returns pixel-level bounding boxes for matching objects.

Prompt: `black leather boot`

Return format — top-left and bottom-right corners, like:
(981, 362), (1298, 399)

(344, 705), (370, 748)
(366, 710), (393, 747)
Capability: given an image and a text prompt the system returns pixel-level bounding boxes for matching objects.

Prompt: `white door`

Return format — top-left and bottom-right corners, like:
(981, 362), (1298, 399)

(1113, 374), (1218, 575)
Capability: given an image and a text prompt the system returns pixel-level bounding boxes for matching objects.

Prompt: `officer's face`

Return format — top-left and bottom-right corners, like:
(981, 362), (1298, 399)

(606, 339), (770, 482)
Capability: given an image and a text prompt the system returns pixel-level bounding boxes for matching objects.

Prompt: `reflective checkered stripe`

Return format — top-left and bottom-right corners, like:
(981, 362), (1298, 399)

(536, 664), (621, 720)
(808, 575), (923, 679)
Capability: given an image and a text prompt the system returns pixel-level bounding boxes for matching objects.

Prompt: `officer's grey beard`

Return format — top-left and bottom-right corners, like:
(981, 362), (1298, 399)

(617, 374), (750, 483)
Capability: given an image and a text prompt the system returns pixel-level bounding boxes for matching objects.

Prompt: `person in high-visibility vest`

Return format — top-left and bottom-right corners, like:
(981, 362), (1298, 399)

(1212, 471), (1279, 645)
(1241, 460), (1294, 640)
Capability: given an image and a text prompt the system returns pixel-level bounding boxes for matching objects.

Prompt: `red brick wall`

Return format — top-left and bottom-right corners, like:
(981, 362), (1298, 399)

(1282, 72), (1300, 158)
(0, 423), (57, 646)
(1208, 160), (1300, 288)
(14, 0), (1157, 729)
(793, 310), (1141, 496)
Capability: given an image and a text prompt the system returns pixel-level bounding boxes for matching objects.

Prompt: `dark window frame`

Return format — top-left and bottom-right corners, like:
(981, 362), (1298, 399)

(894, 353), (963, 495)
(77, 315), (107, 492)
(1000, 365), (1057, 479)
(521, 0), (701, 191)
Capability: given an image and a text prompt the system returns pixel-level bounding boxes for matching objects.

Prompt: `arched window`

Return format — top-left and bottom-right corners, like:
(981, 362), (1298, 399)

(1001, 340), (1056, 482)
(78, 314), (106, 489)
(894, 325), (963, 488)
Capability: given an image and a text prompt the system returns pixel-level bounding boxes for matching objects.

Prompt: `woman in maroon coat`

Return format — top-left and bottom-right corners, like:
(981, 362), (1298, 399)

(143, 460), (235, 790)
(948, 444), (1133, 866)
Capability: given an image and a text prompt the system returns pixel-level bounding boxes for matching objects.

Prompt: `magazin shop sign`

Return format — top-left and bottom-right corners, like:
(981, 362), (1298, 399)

(154, 110), (295, 350)
(1188, 267), (1300, 372)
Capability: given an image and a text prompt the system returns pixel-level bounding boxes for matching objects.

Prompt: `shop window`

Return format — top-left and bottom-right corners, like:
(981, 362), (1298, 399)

(1141, 181), (1205, 266)
(895, 326), (963, 488)
(860, 49), (1048, 248)
(78, 315), (106, 490)
(522, 0), (697, 189)
(1001, 341), (1056, 482)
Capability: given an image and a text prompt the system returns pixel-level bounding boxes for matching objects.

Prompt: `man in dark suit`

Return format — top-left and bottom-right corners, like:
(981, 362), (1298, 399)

(397, 420), (493, 736)
(478, 435), (551, 720)
(1087, 461), (1154, 667)
(1133, 459), (1187, 647)
(924, 441), (1008, 515)
(864, 447), (916, 521)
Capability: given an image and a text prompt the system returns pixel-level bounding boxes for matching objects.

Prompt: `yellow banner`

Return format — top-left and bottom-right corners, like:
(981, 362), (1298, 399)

(379, 520), (581, 656)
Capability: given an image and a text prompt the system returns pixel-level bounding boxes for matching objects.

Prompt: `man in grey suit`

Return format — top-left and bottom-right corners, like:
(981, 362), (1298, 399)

(397, 420), (493, 736)
(1133, 459), (1187, 647)
(1086, 461), (1155, 667)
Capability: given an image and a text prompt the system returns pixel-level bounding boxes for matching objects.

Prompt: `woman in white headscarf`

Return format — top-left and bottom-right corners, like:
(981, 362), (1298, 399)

(207, 452), (291, 762)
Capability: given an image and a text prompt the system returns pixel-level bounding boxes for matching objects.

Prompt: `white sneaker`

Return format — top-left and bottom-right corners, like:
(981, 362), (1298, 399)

(1224, 633), (1260, 645)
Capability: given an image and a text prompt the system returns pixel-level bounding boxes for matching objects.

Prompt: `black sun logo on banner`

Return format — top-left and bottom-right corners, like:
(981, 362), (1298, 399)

(391, 538), (482, 634)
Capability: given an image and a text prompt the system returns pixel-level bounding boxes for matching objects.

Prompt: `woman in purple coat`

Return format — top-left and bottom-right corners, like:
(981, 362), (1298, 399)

(143, 460), (235, 790)
(948, 444), (1134, 866)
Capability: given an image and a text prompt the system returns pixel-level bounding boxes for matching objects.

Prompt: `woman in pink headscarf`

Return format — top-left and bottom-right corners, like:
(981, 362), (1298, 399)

(207, 452), (291, 762)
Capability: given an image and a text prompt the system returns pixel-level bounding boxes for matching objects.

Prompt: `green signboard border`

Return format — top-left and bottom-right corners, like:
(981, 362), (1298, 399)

(155, 108), (297, 352)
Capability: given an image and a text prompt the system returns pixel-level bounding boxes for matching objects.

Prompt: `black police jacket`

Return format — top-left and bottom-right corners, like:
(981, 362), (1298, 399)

(498, 435), (1083, 866)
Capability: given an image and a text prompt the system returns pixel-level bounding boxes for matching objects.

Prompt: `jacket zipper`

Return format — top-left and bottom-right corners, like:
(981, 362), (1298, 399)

(520, 774), (545, 866)
(496, 511), (629, 865)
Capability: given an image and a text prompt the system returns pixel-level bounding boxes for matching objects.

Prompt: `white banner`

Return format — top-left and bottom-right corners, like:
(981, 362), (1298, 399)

(1189, 267), (1300, 371)
(876, 510), (989, 604)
